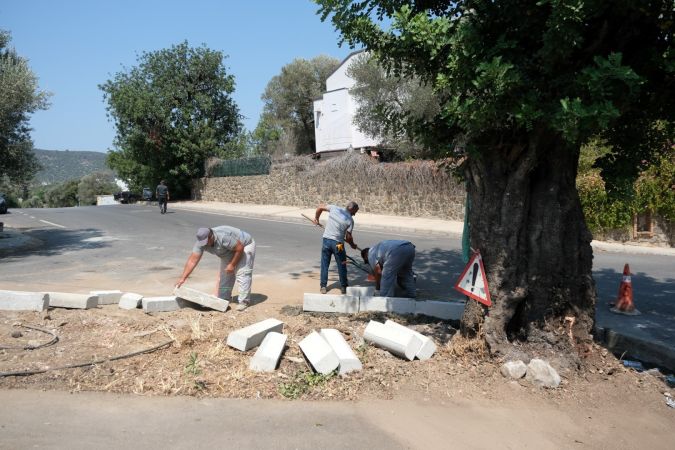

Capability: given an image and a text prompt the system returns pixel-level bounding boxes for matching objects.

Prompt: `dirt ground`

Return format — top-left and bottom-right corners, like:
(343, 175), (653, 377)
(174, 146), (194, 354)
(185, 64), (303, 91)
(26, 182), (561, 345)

(1, 274), (674, 448)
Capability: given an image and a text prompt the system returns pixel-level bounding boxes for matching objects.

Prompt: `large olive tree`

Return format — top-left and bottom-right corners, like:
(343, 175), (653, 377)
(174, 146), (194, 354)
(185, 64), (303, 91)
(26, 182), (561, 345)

(316, 0), (674, 356)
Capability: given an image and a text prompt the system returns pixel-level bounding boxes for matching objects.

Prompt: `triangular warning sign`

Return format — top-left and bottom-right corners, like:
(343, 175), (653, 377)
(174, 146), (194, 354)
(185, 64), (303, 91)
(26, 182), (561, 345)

(454, 252), (492, 307)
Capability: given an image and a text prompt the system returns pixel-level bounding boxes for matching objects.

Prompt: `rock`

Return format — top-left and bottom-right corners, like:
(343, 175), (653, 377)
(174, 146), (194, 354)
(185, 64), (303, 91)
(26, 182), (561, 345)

(500, 360), (527, 379)
(11, 330), (22, 338)
(525, 359), (561, 388)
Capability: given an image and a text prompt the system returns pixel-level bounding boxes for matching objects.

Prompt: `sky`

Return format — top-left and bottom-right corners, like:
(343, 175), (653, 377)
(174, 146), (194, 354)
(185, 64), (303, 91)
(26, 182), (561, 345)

(1, 0), (356, 152)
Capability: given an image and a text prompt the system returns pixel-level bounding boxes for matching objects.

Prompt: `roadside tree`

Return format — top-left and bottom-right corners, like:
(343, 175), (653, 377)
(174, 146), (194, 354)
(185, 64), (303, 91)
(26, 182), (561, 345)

(0, 30), (50, 185)
(100, 41), (242, 196)
(317, 0), (674, 356)
(77, 171), (117, 206)
(260, 56), (340, 155)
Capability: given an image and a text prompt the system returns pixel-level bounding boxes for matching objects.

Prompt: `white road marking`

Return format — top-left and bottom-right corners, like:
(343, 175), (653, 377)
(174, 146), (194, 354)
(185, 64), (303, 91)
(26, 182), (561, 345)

(29, 216), (35, 219)
(39, 219), (66, 229)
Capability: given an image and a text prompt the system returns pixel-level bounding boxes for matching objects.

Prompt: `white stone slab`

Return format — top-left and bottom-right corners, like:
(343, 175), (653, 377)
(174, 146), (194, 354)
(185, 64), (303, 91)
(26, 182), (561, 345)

(0, 290), (49, 311)
(226, 318), (284, 352)
(142, 296), (186, 313)
(90, 290), (123, 305)
(299, 331), (340, 375)
(384, 319), (437, 360)
(249, 332), (287, 372)
(48, 292), (98, 309)
(320, 328), (362, 374)
(174, 286), (229, 312)
(359, 296), (416, 314)
(363, 320), (422, 361)
(414, 300), (464, 320)
(303, 293), (359, 314)
(346, 286), (375, 299)
(119, 292), (143, 310)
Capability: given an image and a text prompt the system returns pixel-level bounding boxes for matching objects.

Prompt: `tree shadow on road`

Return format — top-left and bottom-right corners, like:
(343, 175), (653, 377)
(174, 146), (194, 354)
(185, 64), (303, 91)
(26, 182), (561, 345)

(0, 228), (111, 260)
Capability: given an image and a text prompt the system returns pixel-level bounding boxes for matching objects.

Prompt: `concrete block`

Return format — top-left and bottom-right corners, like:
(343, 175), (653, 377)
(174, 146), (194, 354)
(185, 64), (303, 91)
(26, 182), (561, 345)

(174, 286), (229, 312)
(0, 290), (49, 311)
(303, 293), (359, 314)
(226, 318), (284, 352)
(48, 292), (98, 309)
(249, 332), (287, 372)
(320, 328), (362, 374)
(142, 296), (187, 313)
(299, 331), (340, 375)
(118, 293), (143, 310)
(414, 300), (464, 321)
(359, 296), (416, 315)
(384, 319), (437, 360)
(363, 320), (422, 361)
(346, 286), (375, 299)
(90, 290), (123, 305)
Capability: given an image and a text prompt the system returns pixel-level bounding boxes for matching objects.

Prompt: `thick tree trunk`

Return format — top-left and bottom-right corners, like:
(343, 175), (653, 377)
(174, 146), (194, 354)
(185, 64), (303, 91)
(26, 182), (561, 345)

(460, 131), (596, 357)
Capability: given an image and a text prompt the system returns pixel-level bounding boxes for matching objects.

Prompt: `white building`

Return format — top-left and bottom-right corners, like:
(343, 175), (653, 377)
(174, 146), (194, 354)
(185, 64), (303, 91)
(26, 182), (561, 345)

(313, 51), (380, 154)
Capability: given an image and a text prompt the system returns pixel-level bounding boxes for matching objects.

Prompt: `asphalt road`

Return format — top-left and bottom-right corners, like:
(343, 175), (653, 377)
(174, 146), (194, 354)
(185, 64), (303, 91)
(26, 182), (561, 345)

(1, 204), (673, 303)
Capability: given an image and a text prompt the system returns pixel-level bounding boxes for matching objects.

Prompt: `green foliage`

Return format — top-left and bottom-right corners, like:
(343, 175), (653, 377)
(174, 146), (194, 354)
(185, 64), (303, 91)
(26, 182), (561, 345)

(260, 55), (340, 155)
(184, 351), (202, 376)
(206, 156), (271, 177)
(45, 179), (79, 208)
(634, 153), (675, 221)
(100, 41), (242, 197)
(278, 370), (336, 399)
(77, 171), (117, 206)
(33, 149), (109, 185)
(0, 30), (50, 185)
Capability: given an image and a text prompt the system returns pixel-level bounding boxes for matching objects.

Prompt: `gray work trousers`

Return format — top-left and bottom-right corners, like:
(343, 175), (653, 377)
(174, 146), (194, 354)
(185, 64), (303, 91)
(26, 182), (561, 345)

(217, 240), (256, 303)
(380, 242), (416, 298)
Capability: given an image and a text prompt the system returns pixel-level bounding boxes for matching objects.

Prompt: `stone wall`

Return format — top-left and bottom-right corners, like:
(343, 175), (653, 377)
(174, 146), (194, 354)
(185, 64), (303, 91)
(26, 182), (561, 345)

(193, 154), (466, 220)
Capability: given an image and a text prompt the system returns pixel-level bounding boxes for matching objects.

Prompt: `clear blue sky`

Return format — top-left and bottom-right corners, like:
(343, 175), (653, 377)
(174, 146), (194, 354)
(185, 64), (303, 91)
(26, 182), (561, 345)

(1, 0), (355, 152)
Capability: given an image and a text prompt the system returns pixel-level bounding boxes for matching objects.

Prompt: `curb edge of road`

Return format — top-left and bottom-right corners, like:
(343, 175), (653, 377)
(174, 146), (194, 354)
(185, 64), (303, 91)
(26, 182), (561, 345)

(594, 325), (675, 372)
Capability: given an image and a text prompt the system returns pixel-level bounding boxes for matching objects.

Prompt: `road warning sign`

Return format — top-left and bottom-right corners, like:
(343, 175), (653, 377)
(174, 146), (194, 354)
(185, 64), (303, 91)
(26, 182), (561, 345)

(454, 252), (492, 307)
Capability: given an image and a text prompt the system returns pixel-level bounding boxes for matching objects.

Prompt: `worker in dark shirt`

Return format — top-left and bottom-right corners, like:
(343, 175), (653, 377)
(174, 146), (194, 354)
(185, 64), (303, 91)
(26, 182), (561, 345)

(156, 180), (169, 214)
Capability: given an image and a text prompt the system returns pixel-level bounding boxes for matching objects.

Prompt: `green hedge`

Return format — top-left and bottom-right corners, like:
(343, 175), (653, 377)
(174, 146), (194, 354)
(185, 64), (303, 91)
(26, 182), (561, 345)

(208, 156), (271, 178)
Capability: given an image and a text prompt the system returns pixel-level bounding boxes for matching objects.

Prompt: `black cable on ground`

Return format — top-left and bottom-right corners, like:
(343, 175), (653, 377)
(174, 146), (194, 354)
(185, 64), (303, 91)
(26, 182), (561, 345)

(0, 339), (173, 377)
(0, 324), (59, 350)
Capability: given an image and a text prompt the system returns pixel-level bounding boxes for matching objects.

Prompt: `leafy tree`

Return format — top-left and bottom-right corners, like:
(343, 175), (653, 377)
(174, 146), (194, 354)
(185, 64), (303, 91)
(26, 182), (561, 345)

(347, 52), (443, 158)
(77, 171), (117, 206)
(45, 179), (79, 208)
(260, 55), (340, 154)
(317, 1), (674, 354)
(0, 30), (50, 185)
(100, 41), (242, 196)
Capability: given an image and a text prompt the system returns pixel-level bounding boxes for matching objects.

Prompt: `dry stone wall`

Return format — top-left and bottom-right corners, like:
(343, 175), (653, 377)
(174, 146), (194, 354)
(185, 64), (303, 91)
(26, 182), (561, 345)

(193, 154), (466, 220)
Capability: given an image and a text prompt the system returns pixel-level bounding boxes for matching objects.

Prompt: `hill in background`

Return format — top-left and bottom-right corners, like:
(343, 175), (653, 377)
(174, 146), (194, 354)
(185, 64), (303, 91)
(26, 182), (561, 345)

(34, 149), (110, 184)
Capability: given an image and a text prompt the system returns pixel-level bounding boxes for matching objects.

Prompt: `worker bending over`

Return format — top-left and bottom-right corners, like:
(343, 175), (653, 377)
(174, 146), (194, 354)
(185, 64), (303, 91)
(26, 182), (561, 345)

(361, 240), (416, 298)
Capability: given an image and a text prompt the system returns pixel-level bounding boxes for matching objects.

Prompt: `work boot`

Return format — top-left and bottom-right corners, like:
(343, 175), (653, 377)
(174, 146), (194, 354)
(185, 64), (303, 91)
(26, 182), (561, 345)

(236, 301), (250, 311)
(320, 287), (327, 294)
(340, 287), (347, 295)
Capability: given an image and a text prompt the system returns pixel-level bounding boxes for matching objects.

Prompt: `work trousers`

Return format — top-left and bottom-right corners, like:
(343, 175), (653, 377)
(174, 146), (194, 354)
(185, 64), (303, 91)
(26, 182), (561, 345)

(380, 242), (416, 298)
(320, 238), (348, 289)
(217, 240), (256, 303)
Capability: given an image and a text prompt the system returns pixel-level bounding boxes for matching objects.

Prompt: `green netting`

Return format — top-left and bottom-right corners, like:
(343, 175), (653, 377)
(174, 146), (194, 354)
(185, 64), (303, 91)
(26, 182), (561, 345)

(209, 156), (271, 177)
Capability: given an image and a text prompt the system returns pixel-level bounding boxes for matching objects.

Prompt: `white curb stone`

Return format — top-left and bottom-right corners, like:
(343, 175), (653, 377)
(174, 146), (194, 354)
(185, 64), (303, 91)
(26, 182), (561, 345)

(320, 328), (362, 374)
(174, 286), (229, 312)
(0, 290), (49, 311)
(299, 331), (340, 375)
(363, 320), (422, 361)
(346, 286), (375, 299)
(118, 293), (143, 310)
(226, 318), (284, 352)
(142, 296), (186, 313)
(249, 332), (287, 372)
(48, 292), (98, 309)
(359, 296), (416, 314)
(414, 300), (464, 320)
(384, 319), (437, 360)
(303, 293), (359, 314)
(90, 290), (123, 305)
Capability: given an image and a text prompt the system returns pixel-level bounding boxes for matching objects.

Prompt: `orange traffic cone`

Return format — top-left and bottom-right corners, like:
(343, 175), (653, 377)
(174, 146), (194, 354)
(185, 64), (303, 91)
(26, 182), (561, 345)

(610, 264), (640, 315)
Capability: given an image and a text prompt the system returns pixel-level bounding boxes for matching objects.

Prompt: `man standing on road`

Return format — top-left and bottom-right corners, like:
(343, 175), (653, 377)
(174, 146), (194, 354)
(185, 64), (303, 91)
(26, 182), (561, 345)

(176, 226), (256, 311)
(361, 240), (416, 298)
(313, 201), (359, 294)
(156, 180), (169, 214)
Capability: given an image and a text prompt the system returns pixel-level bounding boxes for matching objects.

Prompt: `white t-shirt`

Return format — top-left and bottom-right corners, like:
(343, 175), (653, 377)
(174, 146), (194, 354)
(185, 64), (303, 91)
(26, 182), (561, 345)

(322, 205), (354, 243)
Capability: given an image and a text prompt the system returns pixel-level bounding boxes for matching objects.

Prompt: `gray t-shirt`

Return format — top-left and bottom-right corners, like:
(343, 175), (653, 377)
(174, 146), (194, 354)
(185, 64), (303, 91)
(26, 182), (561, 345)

(193, 226), (253, 258)
(156, 184), (168, 198)
(368, 240), (411, 269)
(322, 205), (354, 242)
